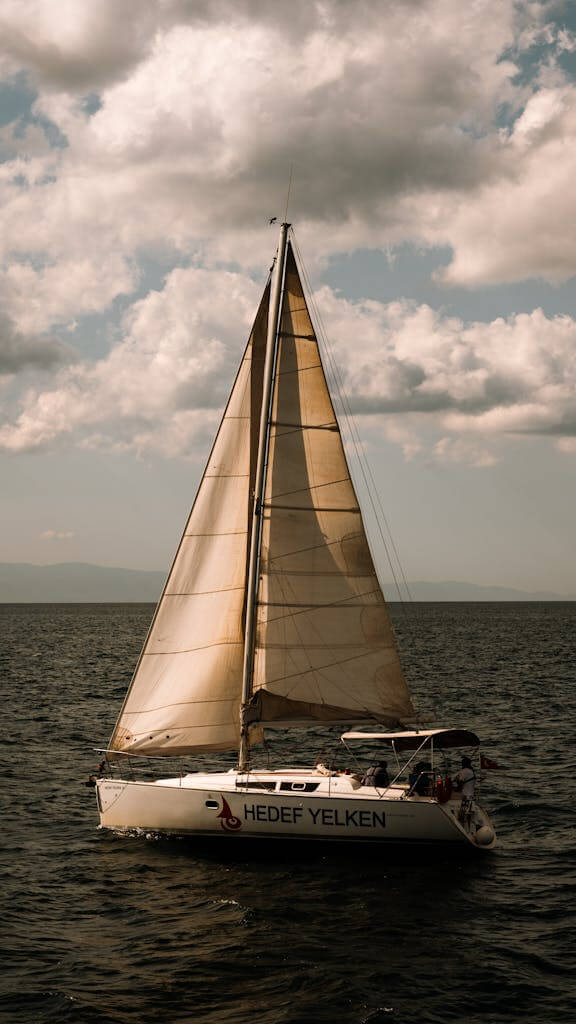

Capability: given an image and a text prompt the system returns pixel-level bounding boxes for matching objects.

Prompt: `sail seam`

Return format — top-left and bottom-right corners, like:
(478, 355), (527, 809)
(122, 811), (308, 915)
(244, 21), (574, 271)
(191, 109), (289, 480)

(257, 636), (386, 647)
(258, 586), (382, 621)
(184, 531), (246, 537)
(265, 569), (376, 577)
(271, 421), (338, 431)
(276, 364), (322, 376)
(278, 332), (316, 340)
(269, 476), (352, 499)
(259, 601), (381, 609)
(262, 503), (360, 512)
(258, 547), (385, 708)
(123, 699), (240, 714)
(263, 536), (359, 560)
(165, 586), (244, 596)
(257, 646), (389, 687)
(143, 640), (242, 654)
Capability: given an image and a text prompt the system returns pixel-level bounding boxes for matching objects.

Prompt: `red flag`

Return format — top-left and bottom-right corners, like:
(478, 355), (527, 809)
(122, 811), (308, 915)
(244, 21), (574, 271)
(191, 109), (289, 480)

(480, 755), (506, 770)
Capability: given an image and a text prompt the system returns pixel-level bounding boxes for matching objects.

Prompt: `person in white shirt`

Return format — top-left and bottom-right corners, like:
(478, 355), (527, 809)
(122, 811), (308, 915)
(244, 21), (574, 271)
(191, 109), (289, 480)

(454, 756), (476, 821)
(454, 756), (476, 798)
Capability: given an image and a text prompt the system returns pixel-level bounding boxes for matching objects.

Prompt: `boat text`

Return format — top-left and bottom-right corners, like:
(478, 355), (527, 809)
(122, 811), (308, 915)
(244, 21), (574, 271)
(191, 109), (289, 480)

(243, 804), (385, 829)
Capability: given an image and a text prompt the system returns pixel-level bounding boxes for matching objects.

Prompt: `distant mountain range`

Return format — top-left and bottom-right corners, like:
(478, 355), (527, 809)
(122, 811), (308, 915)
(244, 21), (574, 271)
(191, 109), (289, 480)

(0, 562), (573, 603)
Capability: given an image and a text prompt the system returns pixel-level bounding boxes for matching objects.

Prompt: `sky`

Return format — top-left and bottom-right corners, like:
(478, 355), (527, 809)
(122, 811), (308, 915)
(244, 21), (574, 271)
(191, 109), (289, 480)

(1, 0), (576, 595)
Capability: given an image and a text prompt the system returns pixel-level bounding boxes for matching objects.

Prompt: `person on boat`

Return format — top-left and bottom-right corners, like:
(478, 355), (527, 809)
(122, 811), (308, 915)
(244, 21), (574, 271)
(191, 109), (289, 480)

(454, 756), (476, 798)
(362, 760), (390, 787)
(454, 756), (476, 821)
(409, 761), (433, 796)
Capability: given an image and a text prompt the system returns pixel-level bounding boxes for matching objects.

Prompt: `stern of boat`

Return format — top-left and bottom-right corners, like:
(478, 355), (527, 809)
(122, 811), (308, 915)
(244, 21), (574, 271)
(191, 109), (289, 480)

(435, 796), (497, 849)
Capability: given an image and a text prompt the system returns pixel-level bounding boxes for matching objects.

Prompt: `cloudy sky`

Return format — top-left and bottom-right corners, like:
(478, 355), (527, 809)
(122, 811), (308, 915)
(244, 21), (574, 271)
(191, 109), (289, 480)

(1, 0), (576, 594)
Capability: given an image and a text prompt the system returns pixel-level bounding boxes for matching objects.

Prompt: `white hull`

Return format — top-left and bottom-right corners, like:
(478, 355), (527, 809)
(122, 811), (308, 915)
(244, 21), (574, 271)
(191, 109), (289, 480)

(96, 768), (496, 850)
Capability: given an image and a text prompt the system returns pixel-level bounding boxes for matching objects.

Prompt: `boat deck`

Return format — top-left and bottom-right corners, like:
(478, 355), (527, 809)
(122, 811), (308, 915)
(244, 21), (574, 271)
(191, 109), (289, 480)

(149, 767), (420, 802)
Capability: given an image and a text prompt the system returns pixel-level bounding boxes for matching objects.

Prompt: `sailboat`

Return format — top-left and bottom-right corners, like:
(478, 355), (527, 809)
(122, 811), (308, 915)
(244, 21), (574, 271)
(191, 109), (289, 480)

(94, 223), (497, 850)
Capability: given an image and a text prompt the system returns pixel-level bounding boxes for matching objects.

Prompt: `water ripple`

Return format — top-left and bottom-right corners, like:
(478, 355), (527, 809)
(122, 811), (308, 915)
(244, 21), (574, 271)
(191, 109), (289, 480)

(2, 602), (576, 1023)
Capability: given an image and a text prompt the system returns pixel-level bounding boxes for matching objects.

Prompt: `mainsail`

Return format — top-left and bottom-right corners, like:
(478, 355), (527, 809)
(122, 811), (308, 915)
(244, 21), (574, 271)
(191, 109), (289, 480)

(250, 245), (414, 727)
(109, 232), (415, 758)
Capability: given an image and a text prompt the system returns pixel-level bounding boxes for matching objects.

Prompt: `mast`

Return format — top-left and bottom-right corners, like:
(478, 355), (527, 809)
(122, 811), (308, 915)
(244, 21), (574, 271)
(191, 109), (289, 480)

(238, 222), (290, 771)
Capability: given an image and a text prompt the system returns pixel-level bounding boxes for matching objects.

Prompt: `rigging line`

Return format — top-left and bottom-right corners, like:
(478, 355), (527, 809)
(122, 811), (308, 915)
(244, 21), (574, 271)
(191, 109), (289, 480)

(291, 234), (404, 595)
(258, 371), (384, 710)
(284, 162), (294, 223)
(276, 363), (323, 376)
(292, 254), (420, 709)
(142, 638), (242, 655)
(257, 240), (395, 719)
(263, 534), (356, 561)
(164, 585), (244, 596)
(264, 645), (391, 706)
(291, 231), (414, 611)
(268, 476), (352, 499)
(263, 504), (359, 513)
(183, 531), (246, 538)
(124, 695), (241, 715)
(259, 426), (338, 708)
(266, 569), (375, 578)
(313, 273), (414, 608)
(259, 585), (382, 621)
(273, 322), (376, 710)
(291, 235), (395, 552)
(271, 420), (338, 431)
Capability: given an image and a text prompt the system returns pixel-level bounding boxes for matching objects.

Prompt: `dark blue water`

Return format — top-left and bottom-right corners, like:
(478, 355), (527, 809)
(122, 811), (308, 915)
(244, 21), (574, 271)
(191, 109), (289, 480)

(2, 603), (575, 1023)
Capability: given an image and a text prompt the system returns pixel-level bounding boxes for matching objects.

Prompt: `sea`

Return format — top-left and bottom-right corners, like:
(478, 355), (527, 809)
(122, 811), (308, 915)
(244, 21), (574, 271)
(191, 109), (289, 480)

(2, 602), (575, 1024)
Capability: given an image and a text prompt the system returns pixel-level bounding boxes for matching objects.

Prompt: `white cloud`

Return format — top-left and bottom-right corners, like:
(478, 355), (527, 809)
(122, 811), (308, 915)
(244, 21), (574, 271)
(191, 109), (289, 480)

(3, 255), (138, 334)
(0, 0), (527, 327)
(2, 270), (576, 460)
(318, 293), (576, 456)
(433, 437), (497, 467)
(318, 293), (576, 421)
(0, 0), (159, 89)
(40, 528), (74, 540)
(0, 0), (573, 339)
(0, 265), (260, 454)
(0, 0), (575, 468)
(434, 84), (576, 284)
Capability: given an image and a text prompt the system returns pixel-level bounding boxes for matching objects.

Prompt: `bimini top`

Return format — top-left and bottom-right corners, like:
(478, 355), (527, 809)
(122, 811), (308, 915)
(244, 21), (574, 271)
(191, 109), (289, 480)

(341, 728), (480, 750)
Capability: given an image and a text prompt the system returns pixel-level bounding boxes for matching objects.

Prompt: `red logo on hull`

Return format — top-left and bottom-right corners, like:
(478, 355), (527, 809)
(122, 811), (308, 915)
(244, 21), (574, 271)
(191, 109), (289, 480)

(217, 796), (242, 831)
